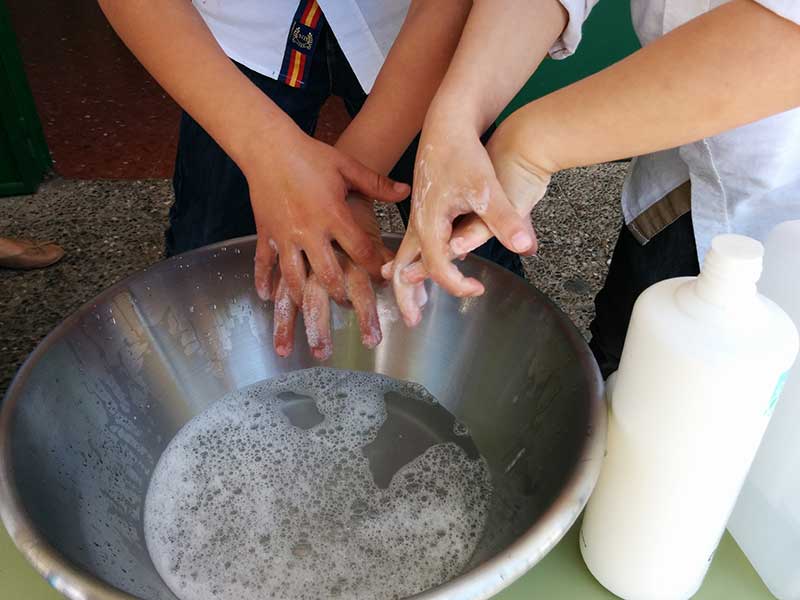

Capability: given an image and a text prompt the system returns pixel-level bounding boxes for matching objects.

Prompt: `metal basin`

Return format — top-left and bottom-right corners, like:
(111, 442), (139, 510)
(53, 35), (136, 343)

(0, 234), (605, 600)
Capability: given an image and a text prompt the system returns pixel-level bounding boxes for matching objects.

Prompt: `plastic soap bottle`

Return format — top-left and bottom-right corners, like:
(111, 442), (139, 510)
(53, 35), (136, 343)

(729, 220), (800, 599)
(580, 234), (799, 600)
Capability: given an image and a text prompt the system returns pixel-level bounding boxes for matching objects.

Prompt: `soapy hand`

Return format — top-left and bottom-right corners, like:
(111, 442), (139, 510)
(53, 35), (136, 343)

(247, 132), (409, 308)
(268, 194), (393, 361)
(385, 120), (545, 326)
(440, 120), (553, 264)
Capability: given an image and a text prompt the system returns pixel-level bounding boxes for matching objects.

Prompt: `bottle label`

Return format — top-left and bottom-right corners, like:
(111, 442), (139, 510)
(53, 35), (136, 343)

(765, 371), (790, 417)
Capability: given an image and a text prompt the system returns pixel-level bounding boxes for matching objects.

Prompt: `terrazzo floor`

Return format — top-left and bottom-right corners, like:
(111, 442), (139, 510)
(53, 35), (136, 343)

(0, 163), (626, 395)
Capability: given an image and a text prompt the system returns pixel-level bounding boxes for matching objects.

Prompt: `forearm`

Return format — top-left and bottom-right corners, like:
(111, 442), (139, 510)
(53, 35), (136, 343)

(335, 0), (471, 174)
(506, 0), (800, 174)
(97, 0), (299, 174)
(429, 0), (568, 134)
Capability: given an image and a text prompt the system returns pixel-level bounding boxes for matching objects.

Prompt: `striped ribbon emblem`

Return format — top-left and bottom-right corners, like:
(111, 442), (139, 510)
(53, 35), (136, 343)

(279, 0), (324, 89)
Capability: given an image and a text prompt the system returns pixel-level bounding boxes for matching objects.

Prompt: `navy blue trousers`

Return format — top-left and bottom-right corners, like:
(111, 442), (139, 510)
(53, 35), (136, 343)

(589, 212), (700, 377)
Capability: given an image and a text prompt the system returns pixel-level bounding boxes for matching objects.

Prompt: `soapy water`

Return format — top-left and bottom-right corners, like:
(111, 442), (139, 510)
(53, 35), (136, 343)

(144, 368), (492, 600)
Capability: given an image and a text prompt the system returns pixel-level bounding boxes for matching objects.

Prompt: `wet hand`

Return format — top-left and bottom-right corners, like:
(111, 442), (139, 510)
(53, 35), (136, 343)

(398, 125), (554, 288)
(246, 132), (409, 308)
(269, 194), (393, 361)
(385, 120), (541, 326)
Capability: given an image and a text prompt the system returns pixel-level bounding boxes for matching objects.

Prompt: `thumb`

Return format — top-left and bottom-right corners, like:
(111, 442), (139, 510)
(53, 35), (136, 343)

(471, 178), (538, 255)
(340, 157), (410, 204)
(491, 152), (550, 216)
(449, 215), (494, 257)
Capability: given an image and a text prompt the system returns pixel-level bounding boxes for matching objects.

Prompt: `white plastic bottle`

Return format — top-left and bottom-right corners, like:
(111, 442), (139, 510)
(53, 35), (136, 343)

(580, 234), (799, 600)
(729, 220), (800, 599)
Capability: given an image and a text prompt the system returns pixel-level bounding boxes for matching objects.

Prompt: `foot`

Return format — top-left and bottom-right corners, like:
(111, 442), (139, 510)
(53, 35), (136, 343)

(0, 237), (65, 270)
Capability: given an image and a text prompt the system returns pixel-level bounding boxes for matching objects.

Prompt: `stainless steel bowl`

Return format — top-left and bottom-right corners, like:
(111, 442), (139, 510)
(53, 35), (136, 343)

(0, 234), (605, 600)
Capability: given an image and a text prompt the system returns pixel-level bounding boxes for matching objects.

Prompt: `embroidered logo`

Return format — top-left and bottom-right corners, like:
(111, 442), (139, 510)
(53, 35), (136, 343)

(291, 26), (313, 50)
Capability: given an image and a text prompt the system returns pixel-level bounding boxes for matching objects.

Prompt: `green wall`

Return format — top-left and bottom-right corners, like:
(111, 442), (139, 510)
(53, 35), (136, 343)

(500, 0), (640, 122)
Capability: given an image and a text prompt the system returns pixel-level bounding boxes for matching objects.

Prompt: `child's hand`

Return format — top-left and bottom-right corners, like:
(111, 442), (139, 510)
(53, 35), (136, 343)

(269, 194), (392, 360)
(452, 116), (553, 256)
(245, 132), (408, 308)
(385, 115), (546, 326)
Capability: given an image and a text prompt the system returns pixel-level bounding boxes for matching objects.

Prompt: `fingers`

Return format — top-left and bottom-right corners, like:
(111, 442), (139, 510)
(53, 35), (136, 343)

(254, 236), (278, 301)
(399, 261), (428, 285)
(335, 193), (394, 279)
(390, 231), (429, 327)
(273, 257), (383, 358)
(278, 245), (308, 306)
(377, 244), (395, 267)
(451, 214), (496, 257)
(303, 240), (347, 304)
(381, 260), (394, 280)
(273, 275), (298, 358)
(344, 262), (382, 349)
(399, 181), (536, 290)
(339, 156), (410, 203)
(398, 216), (495, 286)
(468, 180), (537, 255)
(334, 217), (385, 280)
(415, 211), (485, 299)
(302, 274), (333, 361)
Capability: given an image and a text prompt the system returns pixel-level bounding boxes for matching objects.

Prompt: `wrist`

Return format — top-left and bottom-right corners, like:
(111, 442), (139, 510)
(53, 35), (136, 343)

(234, 111), (305, 178)
(426, 92), (489, 136)
(335, 115), (408, 175)
(334, 128), (380, 173)
(495, 105), (565, 176)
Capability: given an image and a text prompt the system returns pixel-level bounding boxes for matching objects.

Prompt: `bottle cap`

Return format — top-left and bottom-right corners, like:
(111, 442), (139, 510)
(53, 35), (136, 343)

(703, 234), (764, 285)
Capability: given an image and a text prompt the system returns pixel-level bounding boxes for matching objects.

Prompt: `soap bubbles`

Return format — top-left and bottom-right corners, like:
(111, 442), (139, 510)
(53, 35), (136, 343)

(144, 368), (492, 600)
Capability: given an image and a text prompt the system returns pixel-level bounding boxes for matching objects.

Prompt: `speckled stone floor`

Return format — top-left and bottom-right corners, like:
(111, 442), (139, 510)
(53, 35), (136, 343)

(0, 163), (625, 395)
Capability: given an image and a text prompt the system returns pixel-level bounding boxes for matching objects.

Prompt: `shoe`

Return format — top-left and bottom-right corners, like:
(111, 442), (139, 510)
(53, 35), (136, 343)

(0, 237), (65, 270)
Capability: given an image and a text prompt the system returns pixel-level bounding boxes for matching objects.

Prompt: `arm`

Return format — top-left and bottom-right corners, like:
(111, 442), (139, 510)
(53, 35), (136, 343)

(97, 0), (294, 171)
(335, 0), (472, 173)
(428, 0), (569, 139)
(497, 0), (800, 174)
(389, 0), (569, 325)
(449, 0), (800, 284)
(272, 0), (473, 359)
(97, 0), (409, 306)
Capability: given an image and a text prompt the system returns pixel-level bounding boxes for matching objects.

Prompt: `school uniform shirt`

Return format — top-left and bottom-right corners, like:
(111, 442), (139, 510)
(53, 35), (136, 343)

(552, 0), (800, 262)
(192, 0), (411, 93)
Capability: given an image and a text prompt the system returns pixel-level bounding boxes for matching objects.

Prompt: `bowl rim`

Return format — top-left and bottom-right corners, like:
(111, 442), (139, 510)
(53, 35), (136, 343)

(0, 234), (606, 600)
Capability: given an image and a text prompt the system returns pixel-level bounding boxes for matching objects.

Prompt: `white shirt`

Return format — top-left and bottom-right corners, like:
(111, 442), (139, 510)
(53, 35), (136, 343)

(192, 1), (410, 93)
(554, 0), (800, 262)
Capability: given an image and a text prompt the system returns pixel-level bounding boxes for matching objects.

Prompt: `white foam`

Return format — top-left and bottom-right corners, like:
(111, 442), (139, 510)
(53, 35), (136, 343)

(144, 368), (492, 600)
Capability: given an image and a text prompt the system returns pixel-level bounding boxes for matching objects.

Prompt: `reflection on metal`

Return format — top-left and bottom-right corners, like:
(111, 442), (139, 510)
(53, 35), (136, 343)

(0, 235), (605, 600)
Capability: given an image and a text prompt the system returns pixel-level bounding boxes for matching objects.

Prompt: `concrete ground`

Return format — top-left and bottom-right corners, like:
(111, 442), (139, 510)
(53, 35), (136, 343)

(0, 163), (626, 394)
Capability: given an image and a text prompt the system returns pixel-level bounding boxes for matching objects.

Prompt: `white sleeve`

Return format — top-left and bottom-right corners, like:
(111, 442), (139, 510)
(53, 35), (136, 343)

(549, 0), (602, 59)
(754, 0), (800, 25)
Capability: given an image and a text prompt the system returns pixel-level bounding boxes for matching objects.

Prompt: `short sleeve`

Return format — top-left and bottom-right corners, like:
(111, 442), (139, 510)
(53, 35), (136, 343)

(754, 0), (800, 25)
(549, 0), (602, 59)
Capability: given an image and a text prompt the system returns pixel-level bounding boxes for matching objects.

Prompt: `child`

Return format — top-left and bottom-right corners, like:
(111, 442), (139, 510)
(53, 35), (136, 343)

(389, 0), (800, 376)
(97, 0), (523, 359)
